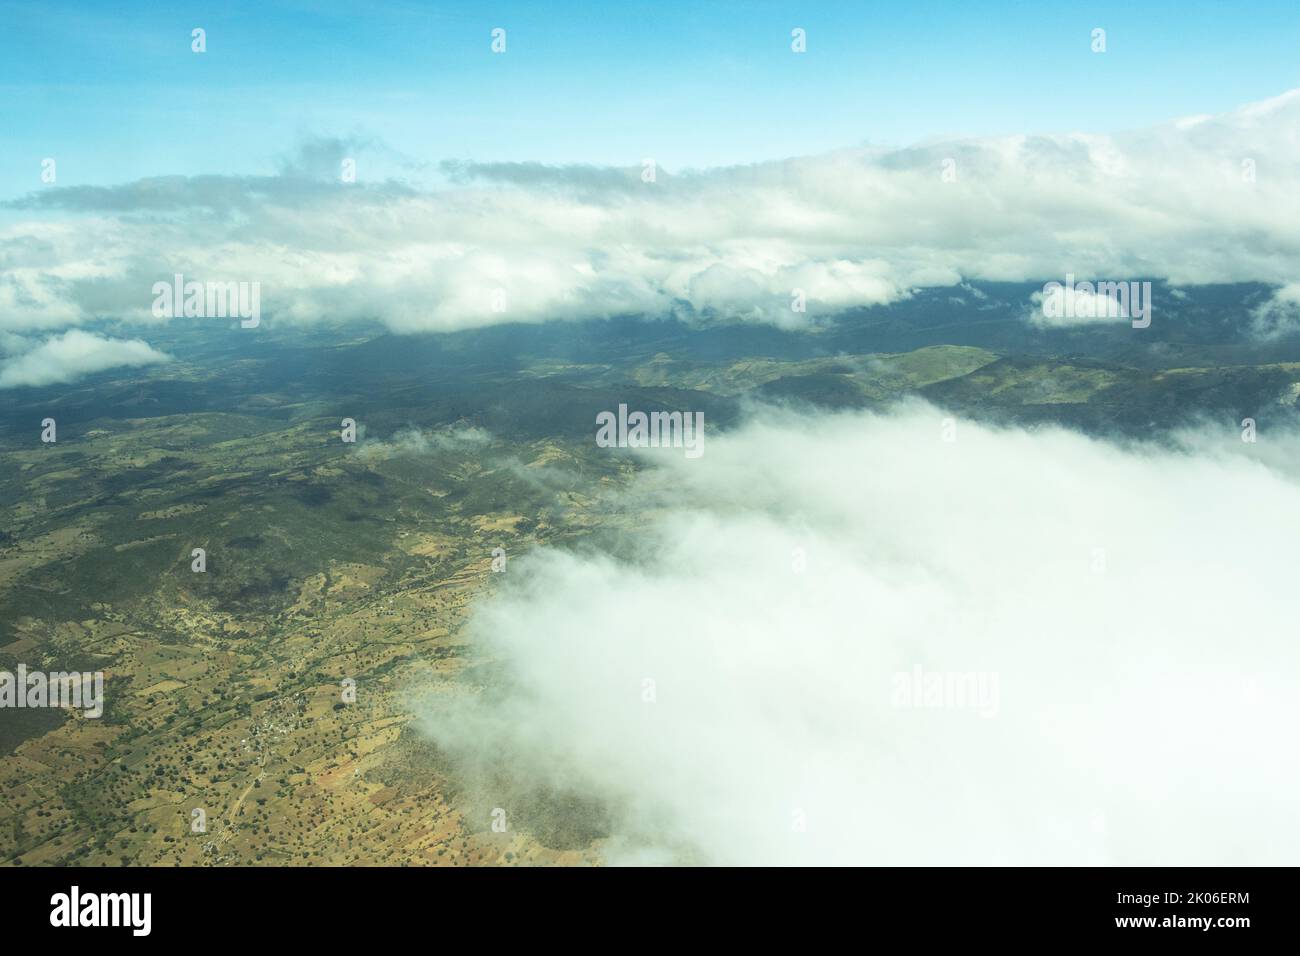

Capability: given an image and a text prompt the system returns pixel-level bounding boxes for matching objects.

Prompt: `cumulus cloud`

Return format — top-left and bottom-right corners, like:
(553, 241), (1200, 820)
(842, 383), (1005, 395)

(1027, 282), (1137, 327)
(0, 329), (171, 388)
(1, 91), (1298, 334)
(418, 403), (1300, 865)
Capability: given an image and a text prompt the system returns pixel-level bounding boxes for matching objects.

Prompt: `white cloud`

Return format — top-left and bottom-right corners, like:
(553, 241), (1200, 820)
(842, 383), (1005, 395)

(1252, 283), (1300, 339)
(418, 403), (1300, 865)
(0, 329), (171, 388)
(354, 425), (493, 461)
(2, 90), (1298, 334)
(1028, 283), (1134, 327)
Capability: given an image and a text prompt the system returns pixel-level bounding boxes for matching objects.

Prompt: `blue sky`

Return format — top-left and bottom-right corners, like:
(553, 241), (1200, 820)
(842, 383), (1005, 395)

(1, 0), (1298, 199)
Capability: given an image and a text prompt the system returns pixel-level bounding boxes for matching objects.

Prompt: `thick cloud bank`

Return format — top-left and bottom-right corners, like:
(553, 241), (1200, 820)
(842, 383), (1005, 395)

(3, 91), (1298, 334)
(421, 404), (1300, 865)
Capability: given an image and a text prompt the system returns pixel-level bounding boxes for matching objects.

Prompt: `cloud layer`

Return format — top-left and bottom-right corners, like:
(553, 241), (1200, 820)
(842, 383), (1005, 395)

(3, 91), (1298, 335)
(0, 329), (171, 388)
(420, 404), (1300, 865)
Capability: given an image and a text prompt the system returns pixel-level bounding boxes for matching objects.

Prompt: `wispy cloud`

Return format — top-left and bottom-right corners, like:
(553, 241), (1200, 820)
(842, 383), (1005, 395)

(1252, 283), (1300, 339)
